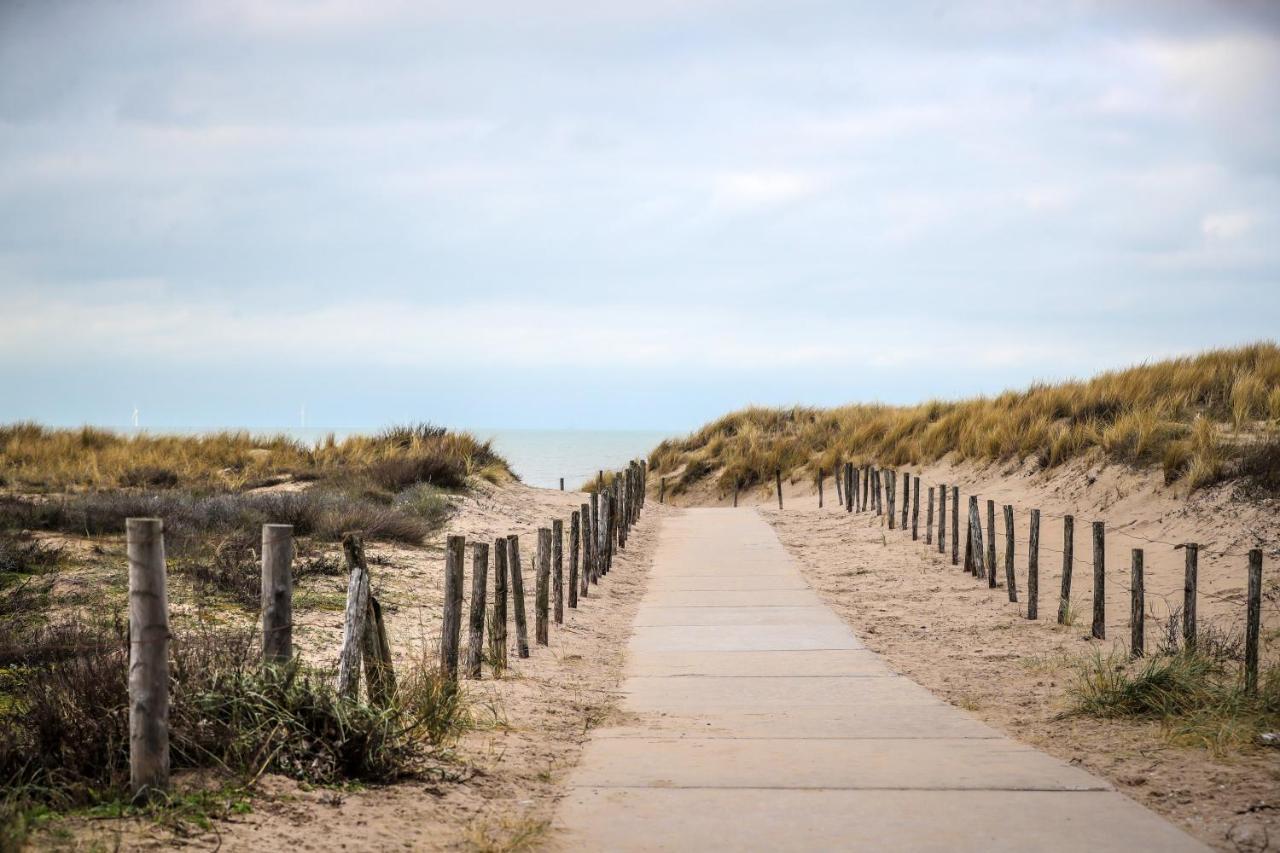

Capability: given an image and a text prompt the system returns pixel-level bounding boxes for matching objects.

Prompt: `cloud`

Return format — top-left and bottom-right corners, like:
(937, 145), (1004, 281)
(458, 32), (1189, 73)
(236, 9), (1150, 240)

(1201, 211), (1254, 240)
(710, 172), (822, 211)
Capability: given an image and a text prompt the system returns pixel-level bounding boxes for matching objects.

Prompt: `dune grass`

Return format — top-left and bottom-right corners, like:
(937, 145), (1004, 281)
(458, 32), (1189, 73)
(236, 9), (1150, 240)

(649, 342), (1280, 495)
(0, 422), (511, 493)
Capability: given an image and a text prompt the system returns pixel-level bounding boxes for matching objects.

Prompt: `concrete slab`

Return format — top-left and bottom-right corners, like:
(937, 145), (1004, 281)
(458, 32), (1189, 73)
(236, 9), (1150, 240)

(631, 624), (863, 652)
(625, 649), (892, 678)
(558, 788), (1208, 852)
(633, 605), (845, 627)
(594, 705), (1002, 739)
(571, 737), (1109, 791)
(622, 675), (943, 711)
(642, 589), (825, 607)
(648, 575), (811, 591)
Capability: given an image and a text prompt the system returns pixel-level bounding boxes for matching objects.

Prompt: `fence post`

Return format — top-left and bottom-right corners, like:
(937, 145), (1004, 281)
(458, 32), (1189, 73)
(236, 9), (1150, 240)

(925, 487), (934, 545)
(127, 517), (170, 799)
(466, 542), (489, 679)
(492, 536), (508, 671)
(950, 487), (960, 564)
(862, 465), (870, 512)
(818, 468), (825, 508)
(846, 463), (854, 513)
(660, 477), (666, 504)
(776, 469), (783, 510)
(887, 472), (896, 529)
(911, 476), (920, 541)
(536, 528), (551, 645)
(1091, 521), (1105, 640)
(1058, 515), (1074, 625)
(553, 519), (564, 624)
(560, 477), (564, 491)
(968, 497), (985, 578)
(939, 484), (947, 555)
(507, 535), (530, 658)
(853, 467), (861, 512)
(589, 492), (600, 581)
(363, 597), (395, 706)
(1130, 548), (1144, 659)
(1245, 550), (1262, 694)
(901, 471), (910, 530)
(832, 464), (839, 507)
(338, 534), (372, 698)
(569, 511), (580, 609)
(1182, 543), (1198, 651)
(440, 535), (465, 678)
(986, 500), (997, 588)
(261, 523), (294, 664)
(733, 479), (739, 508)
(1027, 509), (1040, 619)
(1003, 504), (1017, 602)
(580, 502), (594, 592)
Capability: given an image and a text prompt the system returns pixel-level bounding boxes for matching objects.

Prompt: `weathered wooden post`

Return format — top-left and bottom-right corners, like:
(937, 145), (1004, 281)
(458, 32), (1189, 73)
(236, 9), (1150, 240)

(560, 477), (564, 491)
(1027, 509), (1040, 620)
(261, 523), (294, 664)
(1058, 515), (1074, 625)
(569, 511), (580, 609)
(535, 527), (551, 645)
(580, 502), (594, 592)
(845, 462), (854, 513)
(440, 535), (465, 678)
(492, 536), (508, 670)
(660, 477), (666, 504)
(911, 476), (920, 540)
(862, 465), (870, 512)
(733, 479), (740, 507)
(968, 497), (985, 579)
(507, 535), (530, 658)
(1130, 548), (1144, 659)
(938, 484), (946, 554)
(925, 487), (934, 545)
(818, 468), (825, 508)
(1182, 543), (1198, 651)
(338, 534), (372, 698)
(950, 486), (959, 565)
(1003, 504), (1017, 602)
(590, 491), (600, 581)
(1245, 550), (1262, 694)
(886, 472), (896, 529)
(776, 469), (784, 510)
(127, 517), (170, 799)
(1091, 521), (1106, 640)
(466, 542), (489, 679)
(553, 519), (564, 624)
(986, 500), (997, 588)
(362, 597), (395, 706)
(901, 471), (909, 530)
(853, 467), (861, 512)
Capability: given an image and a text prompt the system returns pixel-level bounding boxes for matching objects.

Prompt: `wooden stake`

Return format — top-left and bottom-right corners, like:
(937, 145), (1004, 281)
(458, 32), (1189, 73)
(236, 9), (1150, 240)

(845, 462), (854, 513)
(733, 479), (739, 508)
(660, 476), (666, 504)
(338, 533), (372, 698)
(560, 477), (564, 491)
(1182, 543), (1198, 651)
(911, 476), (920, 541)
(1130, 548), (1144, 659)
(1091, 521), (1105, 640)
(553, 518), (564, 624)
(950, 486), (959, 565)
(986, 499), (997, 588)
(508, 535), (530, 658)
(440, 535), (465, 679)
(569, 511), (580, 609)
(466, 542), (489, 679)
(363, 596), (395, 706)
(901, 471), (909, 531)
(1245, 549), (1262, 694)
(1003, 504), (1017, 602)
(261, 523), (293, 665)
(492, 536), (508, 671)
(1058, 515), (1074, 625)
(776, 469), (783, 510)
(853, 467), (861, 512)
(968, 497), (985, 579)
(580, 502), (594, 592)
(925, 487), (934, 545)
(127, 517), (170, 799)
(1027, 509), (1040, 620)
(938, 484), (946, 554)
(535, 527), (551, 645)
(887, 472), (896, 529)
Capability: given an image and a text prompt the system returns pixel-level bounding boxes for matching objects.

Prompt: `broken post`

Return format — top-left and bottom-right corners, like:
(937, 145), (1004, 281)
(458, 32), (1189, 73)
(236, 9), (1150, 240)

(338, 533), (372, 698)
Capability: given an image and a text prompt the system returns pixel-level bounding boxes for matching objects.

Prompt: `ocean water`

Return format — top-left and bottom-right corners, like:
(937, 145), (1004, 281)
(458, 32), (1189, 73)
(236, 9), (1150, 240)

(114, 426), (673, 491)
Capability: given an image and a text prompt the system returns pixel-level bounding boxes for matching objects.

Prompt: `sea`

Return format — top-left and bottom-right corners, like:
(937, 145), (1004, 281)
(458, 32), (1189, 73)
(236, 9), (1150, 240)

(114, 426), (674, 491)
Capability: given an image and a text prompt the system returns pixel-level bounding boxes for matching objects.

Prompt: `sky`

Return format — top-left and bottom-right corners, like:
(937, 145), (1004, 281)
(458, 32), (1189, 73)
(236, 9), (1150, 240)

(1, 0), (1278, 433)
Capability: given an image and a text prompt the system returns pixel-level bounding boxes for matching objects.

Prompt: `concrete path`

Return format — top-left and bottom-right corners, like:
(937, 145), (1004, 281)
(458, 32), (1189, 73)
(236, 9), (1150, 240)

(556, 508), (1208, 852)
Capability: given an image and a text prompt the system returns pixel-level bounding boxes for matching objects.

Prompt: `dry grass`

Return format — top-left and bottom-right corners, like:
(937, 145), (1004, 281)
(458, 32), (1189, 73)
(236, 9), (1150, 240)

(649, 342), (1280, 494)
(0, 422), (511, 492)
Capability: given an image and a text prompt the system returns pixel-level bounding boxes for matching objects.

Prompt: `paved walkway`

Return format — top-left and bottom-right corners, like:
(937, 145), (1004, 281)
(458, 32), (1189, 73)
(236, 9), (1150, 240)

(557, 508), (1207, 851)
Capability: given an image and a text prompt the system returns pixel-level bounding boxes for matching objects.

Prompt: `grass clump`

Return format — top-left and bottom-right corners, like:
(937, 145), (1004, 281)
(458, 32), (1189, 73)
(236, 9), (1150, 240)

(1066, 648), (1279, 753)
(649, 342), (1280, 495)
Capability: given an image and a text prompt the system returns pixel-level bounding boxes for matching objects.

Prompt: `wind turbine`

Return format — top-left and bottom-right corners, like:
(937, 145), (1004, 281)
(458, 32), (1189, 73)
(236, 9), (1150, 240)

(132, 403), (139, 429)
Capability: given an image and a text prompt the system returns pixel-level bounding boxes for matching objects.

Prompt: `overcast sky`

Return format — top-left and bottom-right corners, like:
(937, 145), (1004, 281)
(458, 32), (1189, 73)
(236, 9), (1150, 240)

(1, 1), (1277, 431)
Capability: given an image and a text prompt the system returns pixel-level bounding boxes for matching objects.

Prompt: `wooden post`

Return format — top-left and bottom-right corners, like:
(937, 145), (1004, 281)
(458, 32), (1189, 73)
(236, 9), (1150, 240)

(1003, 504), (1017, 602)
(492, 536), (508, 670)
(569, 511), (580, 609)
(337, 533), (372, 698)
(818, 468), (825, 508)
(733, 479), (739, 507)
(440, 535), (465, 679)
(466, 542), (489, 679)
(874, 468), (882, 514)
(831, 465), (839, 507)
(589, 492), (599, 581)
(776, 469), (783, 510)
(507, 535), (530, 658)
(363, 597), (396, 706)
(1058, 515), (1074, 625)
(660, 477), (666, 504)
(887, 472), (896, 529)
(261, 523), (293, 664)
(968, 497), (985, 579)
(901, 471), (909, 531)
(845, 463), (854, 513)
(1027, 510), (1040, 620)
(1130, 548), (1144, 659)
(1091, 521), (1105, 640)
(986, 499), (997, 588)
(560, 477), (564, 491)
(601, 493), (613, 575)
(580, 502), (594, 592)
(950, 486), (959, 565)
(553, 519), (564, 624)
(1182, 543), (1198, 651)
(925, 487), (934, 545)
(853, 467), (861, 512)
(938, 484), (946, 554)
(1245, 549), (1262, 694)
(862, 465), (870, 512)
(911, 476), (920, 541)
(535, 528), (551, 645)
(127, 517), (170, 798)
